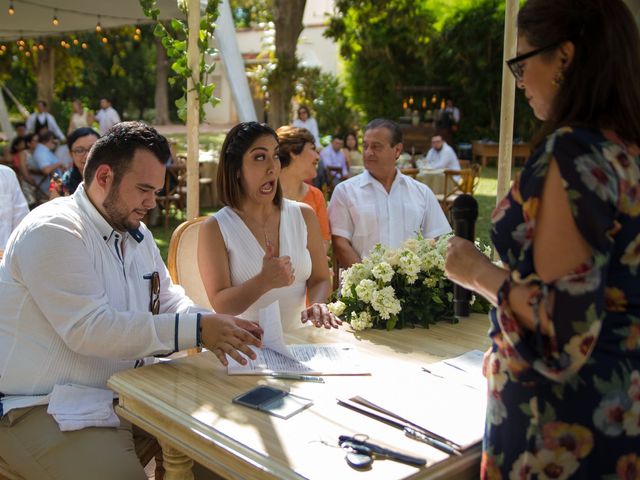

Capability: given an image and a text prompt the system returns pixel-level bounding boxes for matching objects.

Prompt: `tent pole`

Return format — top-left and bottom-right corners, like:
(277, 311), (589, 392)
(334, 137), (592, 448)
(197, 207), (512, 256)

(0, 87), (14, 141)
(496, 0), (519, 205)
(186, 0), (201, 219)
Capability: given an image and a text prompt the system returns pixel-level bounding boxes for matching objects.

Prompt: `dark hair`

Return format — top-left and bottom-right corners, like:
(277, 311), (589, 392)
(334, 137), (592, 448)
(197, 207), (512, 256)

(67, 127), (100, 150)
(84, 121), (170, 187)
(518, 0), (640, 143)
(217, 122), (282, 209)
(10, 136), (25, 154)
(23, 133), (37, 145)
(298, 105), (310, 117)
(364, 118), (403, 146)
(14, 122), (26, 129)
(276, 126), (315, 168)
(65, 128), (100, 192)
(36, 100), (47, 108)
(38, 131), (55, 143)
(344, 131), (358, 151)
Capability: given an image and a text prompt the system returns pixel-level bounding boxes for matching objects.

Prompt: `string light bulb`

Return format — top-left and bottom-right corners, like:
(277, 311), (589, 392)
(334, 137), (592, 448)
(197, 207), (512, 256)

(135, 26), (141, 35)
(8, 1), (14, 15)
(96, 16), (102, 32)
(81, 42), (87, 49)
(52, 10), (59, 26)
(72, 38), (79, 46)
(101, 36), (108, 44)
(133, 34), (140, 41)
(38, 43), (44, 50)
(25, 50), (31, 57)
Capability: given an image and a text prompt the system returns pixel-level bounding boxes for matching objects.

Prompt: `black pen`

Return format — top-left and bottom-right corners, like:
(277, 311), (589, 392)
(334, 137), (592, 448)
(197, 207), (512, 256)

(403, 426), (461, 456)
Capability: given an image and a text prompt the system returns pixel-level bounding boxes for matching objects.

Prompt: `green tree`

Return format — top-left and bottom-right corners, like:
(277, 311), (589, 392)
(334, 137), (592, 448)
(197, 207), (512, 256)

(325, 0), (438, 121)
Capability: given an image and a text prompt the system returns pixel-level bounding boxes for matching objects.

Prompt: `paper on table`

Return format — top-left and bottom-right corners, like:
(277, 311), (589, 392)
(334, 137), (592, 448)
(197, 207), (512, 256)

(425, 349), (486, 391)
(357, 371), (486, 449)
(227, 301), (369, 375)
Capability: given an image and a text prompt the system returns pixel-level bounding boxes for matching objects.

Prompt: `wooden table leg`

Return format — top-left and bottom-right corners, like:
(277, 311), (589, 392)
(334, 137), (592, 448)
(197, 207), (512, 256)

(159, 441), (194, 480)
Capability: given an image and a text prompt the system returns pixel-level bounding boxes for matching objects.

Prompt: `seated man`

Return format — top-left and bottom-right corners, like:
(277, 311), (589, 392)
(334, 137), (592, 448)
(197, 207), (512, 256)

(417, 134), (461, 171)
(328, 119), (451, 268)
(316, 135), (348, 189)
(0, 122), (262, 479)
(31, 131), (66, 196)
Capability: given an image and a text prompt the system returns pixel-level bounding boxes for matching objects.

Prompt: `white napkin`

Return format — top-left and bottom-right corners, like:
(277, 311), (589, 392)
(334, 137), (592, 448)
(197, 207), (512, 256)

(47, 384), (120, 432)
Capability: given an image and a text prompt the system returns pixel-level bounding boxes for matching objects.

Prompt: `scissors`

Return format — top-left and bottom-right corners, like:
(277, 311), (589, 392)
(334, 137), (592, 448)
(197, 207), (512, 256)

(339, 434), (427, 470)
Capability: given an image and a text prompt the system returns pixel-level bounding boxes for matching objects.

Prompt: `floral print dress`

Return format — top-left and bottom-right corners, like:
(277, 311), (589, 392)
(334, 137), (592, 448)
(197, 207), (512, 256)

(485, 126), (640, 479)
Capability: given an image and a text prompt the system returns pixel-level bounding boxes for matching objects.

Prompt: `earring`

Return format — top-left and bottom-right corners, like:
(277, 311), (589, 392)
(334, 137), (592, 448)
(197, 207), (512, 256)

(552, 69), (564, 87)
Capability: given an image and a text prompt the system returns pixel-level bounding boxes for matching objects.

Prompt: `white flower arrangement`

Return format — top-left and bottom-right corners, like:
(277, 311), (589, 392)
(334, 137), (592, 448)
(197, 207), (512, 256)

(328, 234), (491, 331)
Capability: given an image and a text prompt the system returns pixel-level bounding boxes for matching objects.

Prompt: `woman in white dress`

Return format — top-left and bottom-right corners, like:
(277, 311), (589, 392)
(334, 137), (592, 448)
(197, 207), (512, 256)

(292, 105), (321, 149)
(198, 122), (341, 332)
(67, 100), (94, 135)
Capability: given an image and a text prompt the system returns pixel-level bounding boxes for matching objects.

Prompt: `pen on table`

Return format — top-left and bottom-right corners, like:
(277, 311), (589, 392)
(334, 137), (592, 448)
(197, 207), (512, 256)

(404, 426), (461, 456)
(421, 367), (445, 379)
(268, 373), (325, 383)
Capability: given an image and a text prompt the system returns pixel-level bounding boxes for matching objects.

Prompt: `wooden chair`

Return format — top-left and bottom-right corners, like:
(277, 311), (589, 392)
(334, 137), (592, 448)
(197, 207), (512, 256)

(167, 216), (212, 309)
(155, 164), (186, 229)
(400, 167), (419, 179)
(435, 163), (481, 218)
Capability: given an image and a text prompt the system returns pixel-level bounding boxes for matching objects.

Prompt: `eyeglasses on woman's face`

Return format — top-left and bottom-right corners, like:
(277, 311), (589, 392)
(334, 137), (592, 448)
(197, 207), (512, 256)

(506, 41), (562, 82)
(71, 147), (92, 155)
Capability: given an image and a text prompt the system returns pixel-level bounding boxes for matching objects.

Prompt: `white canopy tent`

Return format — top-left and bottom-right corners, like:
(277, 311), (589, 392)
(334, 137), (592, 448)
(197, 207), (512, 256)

(0, 0), (257, 217)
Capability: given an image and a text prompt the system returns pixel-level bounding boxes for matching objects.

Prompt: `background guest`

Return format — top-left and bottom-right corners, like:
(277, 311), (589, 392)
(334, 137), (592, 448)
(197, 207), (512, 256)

(67, 99), (94, 134)
(0, 164), (29, 250)
(276, 125), (331, 253)
(25, 100), (65, 141)
(95, 98), (121, 135)
(343, 131), (364, 176)
(31, 132), (65, 196)
(445, 0), (640, 477)
(198, 122), (341, 332)
(418, 133), (460, 171)
(51, 127), (100, 198)
(292, 105), (321, 149)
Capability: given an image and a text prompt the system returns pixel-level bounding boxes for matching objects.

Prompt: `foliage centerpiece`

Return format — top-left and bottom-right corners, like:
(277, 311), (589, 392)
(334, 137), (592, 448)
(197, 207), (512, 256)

(328, 234), (491, 331)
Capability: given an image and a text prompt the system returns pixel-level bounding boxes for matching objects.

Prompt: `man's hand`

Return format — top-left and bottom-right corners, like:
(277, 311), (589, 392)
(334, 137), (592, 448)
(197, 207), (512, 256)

(200, 314), (263, 366)
(301, 303), (343, 329)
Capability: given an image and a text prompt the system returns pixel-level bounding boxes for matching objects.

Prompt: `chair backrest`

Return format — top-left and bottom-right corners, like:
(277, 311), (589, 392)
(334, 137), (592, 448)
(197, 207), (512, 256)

(400, 167), (419, 179)
(167, 216), (212, 309)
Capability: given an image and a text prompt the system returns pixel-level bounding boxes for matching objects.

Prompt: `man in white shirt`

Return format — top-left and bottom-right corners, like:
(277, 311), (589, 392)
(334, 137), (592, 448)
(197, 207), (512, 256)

(0, 165), (28, 250)
(95, 98), (121, 134)
(418, 134), (461, 171)
(0, 122), (262, 479)
(328, 119), (451, 267)
(25, 100), (65, 141)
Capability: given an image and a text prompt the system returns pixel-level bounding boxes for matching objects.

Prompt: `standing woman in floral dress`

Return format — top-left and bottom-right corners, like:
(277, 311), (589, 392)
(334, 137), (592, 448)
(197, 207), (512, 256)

(445, 0), (640, 477)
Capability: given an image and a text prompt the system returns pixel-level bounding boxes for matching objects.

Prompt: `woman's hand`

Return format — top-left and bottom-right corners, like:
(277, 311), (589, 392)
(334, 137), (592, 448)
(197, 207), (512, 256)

(260, 242), (295, 290)
(445, 236), (491, 291)
(301, 303), (343, 329)
(201, 314), (263, 366)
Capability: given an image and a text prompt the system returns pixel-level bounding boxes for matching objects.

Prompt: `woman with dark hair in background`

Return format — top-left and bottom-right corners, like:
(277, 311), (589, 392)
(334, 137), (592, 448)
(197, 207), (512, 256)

(292, 105), (321, 149)
(342, 131), (363, 176)
(50, 127), (99, 198)
(276, 125), (331, 253)
(445, 0), (640, 477)
(198, 122), (340, 332)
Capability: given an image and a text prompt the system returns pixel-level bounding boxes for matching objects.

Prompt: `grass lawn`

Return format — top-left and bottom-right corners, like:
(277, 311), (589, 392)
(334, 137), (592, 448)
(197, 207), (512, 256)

(150, 165), (505, 262)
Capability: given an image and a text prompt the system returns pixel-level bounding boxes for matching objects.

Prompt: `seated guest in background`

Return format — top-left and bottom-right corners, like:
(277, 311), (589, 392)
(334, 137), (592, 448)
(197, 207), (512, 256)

(418, 133), (461, 171)
(292, 105), (321, 148)
(31, 131), (65, 196)
(9, 135), (37, 207)
(329, 118), (451, 268)
(50, 127), (100, 198)
(198, 122), (341, 332)
(316, 134), (349, 190)
(445, 0), (640, 477)
(0, 122), (262, 480)
(342, 131), (364, 176)
(25, 100), (65, 141)
(0, 164), (29, 250)
(14, 122), (26, 138)
(276, 125), (331, 253)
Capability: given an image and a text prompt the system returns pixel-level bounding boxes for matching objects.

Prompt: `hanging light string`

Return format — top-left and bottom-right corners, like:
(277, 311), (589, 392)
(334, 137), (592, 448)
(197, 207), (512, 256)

(8, 0), (145, 23)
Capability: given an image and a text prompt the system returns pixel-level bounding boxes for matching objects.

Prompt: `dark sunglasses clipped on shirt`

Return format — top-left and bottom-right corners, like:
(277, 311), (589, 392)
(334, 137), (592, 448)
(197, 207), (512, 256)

(146, 271), (160, 315)
(506, 41), (562, 82)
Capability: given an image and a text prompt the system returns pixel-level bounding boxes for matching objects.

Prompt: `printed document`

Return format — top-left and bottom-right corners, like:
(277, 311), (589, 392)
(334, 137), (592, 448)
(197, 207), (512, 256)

(227, 301), (369, 375)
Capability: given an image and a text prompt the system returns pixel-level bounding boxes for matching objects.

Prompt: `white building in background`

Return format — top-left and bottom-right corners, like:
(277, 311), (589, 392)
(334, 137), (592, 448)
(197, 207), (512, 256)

(205, 0), (338, 126)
